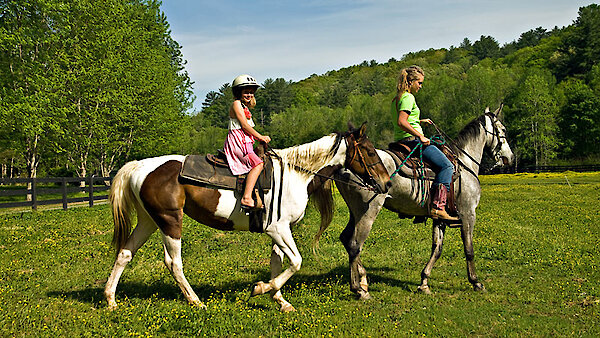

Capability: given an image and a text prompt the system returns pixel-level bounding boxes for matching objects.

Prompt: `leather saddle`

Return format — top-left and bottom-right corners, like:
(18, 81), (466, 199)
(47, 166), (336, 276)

(386, 140), (460, 218)
(179, 145), (273, 193)
(385, 141), (460, 182)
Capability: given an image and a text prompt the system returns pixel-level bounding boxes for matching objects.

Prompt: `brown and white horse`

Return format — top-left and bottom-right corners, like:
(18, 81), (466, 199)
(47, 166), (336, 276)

(104, 123), (390, 312)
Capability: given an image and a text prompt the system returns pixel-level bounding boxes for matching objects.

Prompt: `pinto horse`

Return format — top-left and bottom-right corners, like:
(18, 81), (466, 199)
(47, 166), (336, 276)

(330, 107), (514, 299)
(104, 123), (390, 312)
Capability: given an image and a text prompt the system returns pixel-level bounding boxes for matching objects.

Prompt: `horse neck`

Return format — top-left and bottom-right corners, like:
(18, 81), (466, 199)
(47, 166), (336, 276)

(274, 134), (344, 177)
(455, 117), (488, 175)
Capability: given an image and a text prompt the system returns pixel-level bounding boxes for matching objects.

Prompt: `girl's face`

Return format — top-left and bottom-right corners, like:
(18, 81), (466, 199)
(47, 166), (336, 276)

(409, 74), (424, 94)
(240, 88), (255, 104)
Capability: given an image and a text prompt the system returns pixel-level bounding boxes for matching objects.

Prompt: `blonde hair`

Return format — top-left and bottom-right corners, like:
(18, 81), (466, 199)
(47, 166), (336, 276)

(395, 65), (424, 99)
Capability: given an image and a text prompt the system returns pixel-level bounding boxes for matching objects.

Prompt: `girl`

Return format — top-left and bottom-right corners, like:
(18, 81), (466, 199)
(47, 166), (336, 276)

(392, 66), (458, 221)
(224, 74), (271, 210)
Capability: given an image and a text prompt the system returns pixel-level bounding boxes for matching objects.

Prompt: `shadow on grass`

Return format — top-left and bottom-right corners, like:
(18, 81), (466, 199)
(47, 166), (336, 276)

(48, 265), (419, 308)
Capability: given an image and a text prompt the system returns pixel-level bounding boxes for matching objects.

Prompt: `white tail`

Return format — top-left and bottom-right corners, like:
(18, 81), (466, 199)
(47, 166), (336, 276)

(109, 160), (140, 255)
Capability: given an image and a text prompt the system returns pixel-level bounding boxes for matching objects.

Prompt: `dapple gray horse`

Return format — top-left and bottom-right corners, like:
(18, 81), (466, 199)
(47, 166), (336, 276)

(333, 107), (514, 298)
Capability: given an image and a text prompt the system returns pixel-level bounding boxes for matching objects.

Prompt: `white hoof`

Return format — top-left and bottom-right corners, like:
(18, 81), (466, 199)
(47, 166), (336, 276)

(417, 285), (432, 295)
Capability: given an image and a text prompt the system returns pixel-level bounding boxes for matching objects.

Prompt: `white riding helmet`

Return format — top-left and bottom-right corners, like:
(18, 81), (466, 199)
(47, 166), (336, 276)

(232, 74), (259, 89)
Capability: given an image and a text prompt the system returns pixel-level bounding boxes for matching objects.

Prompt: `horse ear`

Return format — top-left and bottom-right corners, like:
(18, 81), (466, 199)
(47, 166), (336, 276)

(484, 107), (490, 114)
(358, 122), (368, 138)
(347, 121), (356, 131)
(493, 103), (504, 118)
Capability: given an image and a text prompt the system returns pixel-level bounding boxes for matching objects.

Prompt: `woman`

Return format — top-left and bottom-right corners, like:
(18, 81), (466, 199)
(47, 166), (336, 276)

(224, 74), (271, 210)
(392, 65), (458, 221)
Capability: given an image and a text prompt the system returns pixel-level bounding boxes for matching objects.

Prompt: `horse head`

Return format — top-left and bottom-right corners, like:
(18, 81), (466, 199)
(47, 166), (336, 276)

(484, 105), (514, 168)
(343, 122), (391, 194)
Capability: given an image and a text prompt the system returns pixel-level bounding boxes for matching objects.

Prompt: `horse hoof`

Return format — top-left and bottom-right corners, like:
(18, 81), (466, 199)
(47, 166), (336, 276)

(106, 298), (118, 310)
(191, 300), (207, 309)
(357, 291), (372, 301)
(474, 283), (487, 292)
(417, 285), (432, 295)
(280, 303), (296, 313)
(250, 281), (270, 297)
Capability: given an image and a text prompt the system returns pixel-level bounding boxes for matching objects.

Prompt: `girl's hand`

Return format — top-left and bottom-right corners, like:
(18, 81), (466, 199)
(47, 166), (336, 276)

(259, 135), (271, 144)
(419, 135), (431, 146)
(420, 118), (433, 125)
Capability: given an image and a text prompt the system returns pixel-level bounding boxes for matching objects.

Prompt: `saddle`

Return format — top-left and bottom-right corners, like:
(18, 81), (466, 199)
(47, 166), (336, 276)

(386, 140), (459, 217)
(386, 141), (459, 182)
(179, 146), (273, 193)
(179, 145), (273, 233)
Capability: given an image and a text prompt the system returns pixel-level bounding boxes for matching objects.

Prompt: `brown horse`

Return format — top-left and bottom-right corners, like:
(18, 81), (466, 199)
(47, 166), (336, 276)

(104, 123), (390, 312)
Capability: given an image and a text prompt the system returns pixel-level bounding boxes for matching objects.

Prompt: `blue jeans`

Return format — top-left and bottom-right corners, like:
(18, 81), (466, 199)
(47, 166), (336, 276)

(403, 140), (454, 191)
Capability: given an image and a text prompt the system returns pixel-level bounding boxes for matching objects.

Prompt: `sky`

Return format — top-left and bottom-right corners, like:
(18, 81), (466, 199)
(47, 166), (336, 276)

(159, 0), (594, 112)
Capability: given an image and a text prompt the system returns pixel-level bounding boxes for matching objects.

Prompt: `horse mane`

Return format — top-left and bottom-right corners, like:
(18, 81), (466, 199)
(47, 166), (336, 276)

(454, 114), (487, 149)
(274, 133), (342, 175)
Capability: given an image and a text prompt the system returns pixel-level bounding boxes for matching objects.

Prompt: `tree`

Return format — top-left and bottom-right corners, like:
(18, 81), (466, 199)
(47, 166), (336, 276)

(556, 78), (600, 158)
(0, 0), (66, 186)
(510, 70), (559, 166)
(472, 35), (500, 60)
(255, 78), (293, 126)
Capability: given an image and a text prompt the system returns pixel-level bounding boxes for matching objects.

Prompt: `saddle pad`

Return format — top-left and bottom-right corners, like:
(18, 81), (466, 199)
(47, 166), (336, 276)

(179, 154), (272, 192)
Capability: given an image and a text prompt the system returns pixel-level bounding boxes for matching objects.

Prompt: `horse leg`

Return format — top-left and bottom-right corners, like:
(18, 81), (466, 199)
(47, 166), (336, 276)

(265, 242), (295, 312)
(460, 215), (485, 291)
(162, 234), (205, 307)
(418, 220), (446, 294)
(105, 210), (157, 309)
(251, 225), (301, 311)
(339, 194), (384, 300)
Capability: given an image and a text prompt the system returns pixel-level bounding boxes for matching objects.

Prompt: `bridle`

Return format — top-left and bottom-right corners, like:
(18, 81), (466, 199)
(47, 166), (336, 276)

(432, 113), (508, 179)
(482, 113), (508, 164)
(264, 132), (386, 193)
(344, 133), (386, 193)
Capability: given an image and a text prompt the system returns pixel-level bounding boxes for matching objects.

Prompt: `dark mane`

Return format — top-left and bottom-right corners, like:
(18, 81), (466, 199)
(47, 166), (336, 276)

(454, 114), (486, 148)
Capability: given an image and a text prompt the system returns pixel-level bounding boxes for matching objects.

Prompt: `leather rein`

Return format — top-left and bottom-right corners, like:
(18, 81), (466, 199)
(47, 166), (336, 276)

(432, 113), (506, 180)
(265, 133), (383, 192)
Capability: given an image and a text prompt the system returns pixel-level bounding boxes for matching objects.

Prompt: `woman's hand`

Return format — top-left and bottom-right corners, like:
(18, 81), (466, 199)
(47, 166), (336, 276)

(419, 135), (431, 146)
(420, 118), (433, 125)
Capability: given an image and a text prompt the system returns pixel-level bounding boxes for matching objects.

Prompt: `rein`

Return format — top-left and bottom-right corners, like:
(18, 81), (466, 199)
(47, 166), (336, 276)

(430, 114), (505, 181)
(263, 135), (379, 192)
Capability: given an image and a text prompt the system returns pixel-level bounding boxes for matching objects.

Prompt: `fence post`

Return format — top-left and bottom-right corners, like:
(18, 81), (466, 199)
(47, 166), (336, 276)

(62, 177), (68, 210)
(88, 176), (94, 207)
(31, 178), (37, 211)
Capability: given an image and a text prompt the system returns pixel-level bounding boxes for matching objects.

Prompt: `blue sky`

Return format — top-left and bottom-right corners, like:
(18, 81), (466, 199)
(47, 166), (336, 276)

(160, 0), (594, 112)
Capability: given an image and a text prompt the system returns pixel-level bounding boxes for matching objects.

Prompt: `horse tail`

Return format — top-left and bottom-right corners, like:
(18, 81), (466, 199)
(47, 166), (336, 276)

(109, 160), (140, 256)
(311, 180), (335, 256)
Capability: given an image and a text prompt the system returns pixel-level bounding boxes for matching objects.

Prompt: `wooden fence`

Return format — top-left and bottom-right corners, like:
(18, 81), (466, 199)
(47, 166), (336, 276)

(0, 176), (112, 211)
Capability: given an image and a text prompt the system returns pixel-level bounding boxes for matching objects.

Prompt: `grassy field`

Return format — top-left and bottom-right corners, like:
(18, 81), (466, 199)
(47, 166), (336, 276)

(0, 172), (598, 337)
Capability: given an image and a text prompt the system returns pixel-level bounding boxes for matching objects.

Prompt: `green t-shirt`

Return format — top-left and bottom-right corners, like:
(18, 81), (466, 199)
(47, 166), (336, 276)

(392, 92), (423, 140)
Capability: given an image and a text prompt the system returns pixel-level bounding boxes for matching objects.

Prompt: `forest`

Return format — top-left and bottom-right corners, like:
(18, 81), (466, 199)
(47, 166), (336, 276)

(1, 1), (599, 179)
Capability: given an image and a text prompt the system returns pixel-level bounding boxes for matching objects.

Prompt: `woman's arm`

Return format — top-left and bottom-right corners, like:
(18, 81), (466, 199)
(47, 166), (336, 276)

(398, 110), (430, 145)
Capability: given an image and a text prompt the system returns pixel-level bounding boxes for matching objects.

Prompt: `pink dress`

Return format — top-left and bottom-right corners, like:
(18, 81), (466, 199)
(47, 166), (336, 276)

(224, 105), (263, 175)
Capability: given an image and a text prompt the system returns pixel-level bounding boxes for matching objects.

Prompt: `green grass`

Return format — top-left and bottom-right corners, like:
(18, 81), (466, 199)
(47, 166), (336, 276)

(1, 172), (599, 336)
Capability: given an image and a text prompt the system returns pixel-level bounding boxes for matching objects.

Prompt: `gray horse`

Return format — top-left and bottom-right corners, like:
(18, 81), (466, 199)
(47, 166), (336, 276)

(332, 106), (514, 299)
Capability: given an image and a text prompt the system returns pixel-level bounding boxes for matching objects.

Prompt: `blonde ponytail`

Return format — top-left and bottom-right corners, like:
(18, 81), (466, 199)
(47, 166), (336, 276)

(395, 65), (424, 99)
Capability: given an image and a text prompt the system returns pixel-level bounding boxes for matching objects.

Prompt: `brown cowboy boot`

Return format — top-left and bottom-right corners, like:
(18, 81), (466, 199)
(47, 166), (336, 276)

(430, 185), (459, 221)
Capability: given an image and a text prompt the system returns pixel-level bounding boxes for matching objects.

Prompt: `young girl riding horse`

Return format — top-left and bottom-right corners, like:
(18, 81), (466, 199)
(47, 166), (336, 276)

(224, 74), (271, 210)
